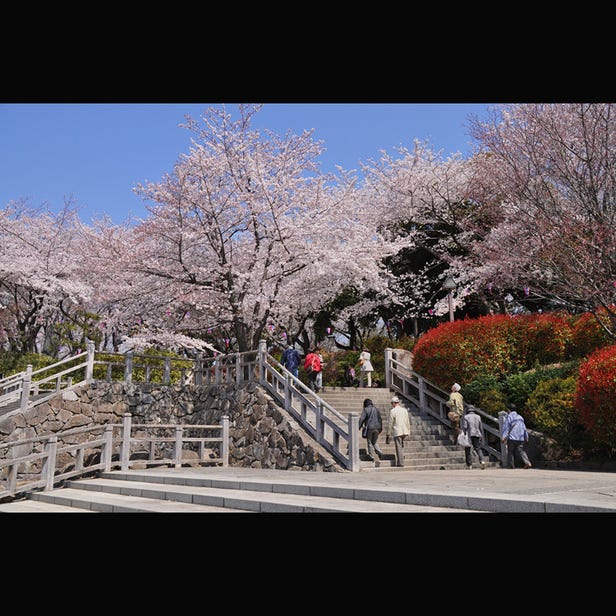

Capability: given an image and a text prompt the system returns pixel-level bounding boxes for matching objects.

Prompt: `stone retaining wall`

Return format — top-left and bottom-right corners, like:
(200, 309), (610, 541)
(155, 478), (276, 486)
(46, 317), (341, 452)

(0, 380), (342, 473)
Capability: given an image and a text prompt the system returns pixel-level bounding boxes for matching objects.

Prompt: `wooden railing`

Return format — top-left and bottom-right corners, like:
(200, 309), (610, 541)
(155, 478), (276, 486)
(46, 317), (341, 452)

(0, 413), (229, 502)
(384, 348), (505, 464)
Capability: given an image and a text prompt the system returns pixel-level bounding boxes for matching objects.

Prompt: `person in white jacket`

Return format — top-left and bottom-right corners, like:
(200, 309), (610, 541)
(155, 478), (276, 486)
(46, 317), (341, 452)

(460, 407), (486, 469)
(386, 396), (411, 467)
(358, 348), (374, 388)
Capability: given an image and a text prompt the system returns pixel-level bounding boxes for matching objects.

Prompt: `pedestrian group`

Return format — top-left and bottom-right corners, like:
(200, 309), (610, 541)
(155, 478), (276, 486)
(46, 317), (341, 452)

(281, 345), (533, 471)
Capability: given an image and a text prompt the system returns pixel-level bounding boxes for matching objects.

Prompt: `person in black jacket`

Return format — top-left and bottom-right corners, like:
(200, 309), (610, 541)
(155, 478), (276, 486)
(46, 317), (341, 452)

(358, 398), (383, 462)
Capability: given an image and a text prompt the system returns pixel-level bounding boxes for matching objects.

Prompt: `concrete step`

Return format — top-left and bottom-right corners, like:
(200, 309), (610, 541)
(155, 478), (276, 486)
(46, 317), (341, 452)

(0, 499), (95, 512)
(26, 486), (251, 513)
(0, 471), (482, 513)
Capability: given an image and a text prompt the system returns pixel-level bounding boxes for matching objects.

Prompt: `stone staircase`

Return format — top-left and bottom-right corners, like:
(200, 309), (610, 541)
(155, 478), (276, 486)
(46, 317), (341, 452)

(0, 468), (483, 513)
(319, 386), (494, 471)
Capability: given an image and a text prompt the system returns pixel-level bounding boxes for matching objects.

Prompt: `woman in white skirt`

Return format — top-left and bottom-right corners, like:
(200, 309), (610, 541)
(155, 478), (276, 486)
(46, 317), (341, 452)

(358, 348), (374, 388)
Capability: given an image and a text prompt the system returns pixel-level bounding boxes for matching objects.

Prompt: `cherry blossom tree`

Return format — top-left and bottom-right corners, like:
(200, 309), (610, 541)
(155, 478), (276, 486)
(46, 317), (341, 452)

(467, 103), (616, 338)
(357, 139), (495, 324)
(87, 104), (398, 353)
(0, 199), (93, 354)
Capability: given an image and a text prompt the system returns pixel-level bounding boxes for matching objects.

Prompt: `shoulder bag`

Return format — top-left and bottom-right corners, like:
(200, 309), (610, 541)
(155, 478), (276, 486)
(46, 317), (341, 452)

(361, 406), (376, 438)
(457, 430), (471, 447)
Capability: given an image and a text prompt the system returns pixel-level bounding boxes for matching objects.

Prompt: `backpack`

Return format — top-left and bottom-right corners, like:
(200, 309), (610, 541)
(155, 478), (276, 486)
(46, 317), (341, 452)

(304, 354), (316, 374)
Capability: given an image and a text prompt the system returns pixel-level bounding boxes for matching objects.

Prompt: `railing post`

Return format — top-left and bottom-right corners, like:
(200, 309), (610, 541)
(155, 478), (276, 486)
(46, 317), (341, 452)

(102, 425), (114, 471)
(19, 365), (32, 412)
(418, 375), (427, 414)
(121, 413), (132, 470)
(124, 352), (133, 384)
(221, 415), (229, 467)
(498, 411), (507, 467)
(348, 412), (360, 472)
(85, 340), (95, 381)
(384, 348), (393, 389)
(42, 435), (58, 491)
(315, 401), (323, 442)
(235, 354), (241, 385)
(163, 358), (171, 385)
(284, 374), (292, 411)
(258, 339), (267, 385)
(214, 359), (221, 384)
(194, 353), (203, 386)
(174, 425), (183, 468)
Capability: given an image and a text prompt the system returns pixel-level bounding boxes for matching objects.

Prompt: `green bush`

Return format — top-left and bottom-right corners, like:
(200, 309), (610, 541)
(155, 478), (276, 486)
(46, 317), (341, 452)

(0, 352), (57, 376)
(502, 372), (536, 411)
(477, 387), (507, 418)
(462, 374), (503, 406)
(525, 376), (578, 445)
(92, 349), (194, 383)
(500, 360), (580, 412)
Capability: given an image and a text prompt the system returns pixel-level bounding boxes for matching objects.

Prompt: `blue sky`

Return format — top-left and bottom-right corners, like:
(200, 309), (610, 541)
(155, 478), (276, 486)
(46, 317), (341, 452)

(0, 103), (493, 224)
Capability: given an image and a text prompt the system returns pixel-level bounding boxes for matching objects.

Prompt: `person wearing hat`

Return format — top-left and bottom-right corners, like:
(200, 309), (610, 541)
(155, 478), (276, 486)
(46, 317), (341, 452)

(460, 406), (486, 469)
(386, 396), (411, 467)
(358, 397), (383, 462)
(446, 383), (464, 444)
(501, 403), (532, 469)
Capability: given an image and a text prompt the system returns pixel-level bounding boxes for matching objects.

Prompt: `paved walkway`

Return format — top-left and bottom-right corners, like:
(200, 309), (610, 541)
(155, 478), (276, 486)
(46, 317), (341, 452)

(164, 465), (616, 512)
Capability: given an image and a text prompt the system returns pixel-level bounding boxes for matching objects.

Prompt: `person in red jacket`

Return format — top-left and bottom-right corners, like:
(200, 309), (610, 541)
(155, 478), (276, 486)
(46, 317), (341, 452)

(303, 349), (322, 392)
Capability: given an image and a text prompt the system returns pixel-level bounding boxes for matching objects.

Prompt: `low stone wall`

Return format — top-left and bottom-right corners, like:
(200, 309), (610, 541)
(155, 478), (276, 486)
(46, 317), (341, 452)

(0, 380), (342, 473)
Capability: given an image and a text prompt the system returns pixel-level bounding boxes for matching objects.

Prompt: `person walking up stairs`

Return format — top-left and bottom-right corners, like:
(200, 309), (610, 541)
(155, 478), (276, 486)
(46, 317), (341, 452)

(318, 386), (473, 471)
(358, 398), (383, 464)
(386, 396), (411, 467)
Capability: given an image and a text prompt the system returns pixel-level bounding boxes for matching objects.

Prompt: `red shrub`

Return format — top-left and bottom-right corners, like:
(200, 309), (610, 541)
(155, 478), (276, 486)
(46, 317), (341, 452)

(512, 312), (573, 366)
(413, 312), (576, 390)
(575, 344), (616, 449)
(570, 311), (613, 357)
(412, 315), (521, 390)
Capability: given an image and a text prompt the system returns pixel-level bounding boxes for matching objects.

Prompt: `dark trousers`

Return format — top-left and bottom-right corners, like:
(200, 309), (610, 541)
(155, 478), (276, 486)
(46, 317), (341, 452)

(465, 435), (485, 466)
(365, 429), (383, 459)
(393, 434), (406, 467)
(506, 439), (531, 468)
(309, 371), (319, 392)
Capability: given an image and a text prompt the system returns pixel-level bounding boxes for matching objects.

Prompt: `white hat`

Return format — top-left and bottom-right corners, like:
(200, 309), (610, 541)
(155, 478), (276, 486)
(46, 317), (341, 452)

(391, 396), (400, 404)
(452, 383), (461, 392)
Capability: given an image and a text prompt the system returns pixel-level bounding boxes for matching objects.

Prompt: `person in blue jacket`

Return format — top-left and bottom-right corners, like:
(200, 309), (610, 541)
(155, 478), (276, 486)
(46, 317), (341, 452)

(501, 403), (532, 469)
(281, 343), (300, 378)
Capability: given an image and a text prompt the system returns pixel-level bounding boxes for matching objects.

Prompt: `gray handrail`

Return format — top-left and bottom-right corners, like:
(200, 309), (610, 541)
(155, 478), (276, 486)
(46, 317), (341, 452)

(257, 340), (359, 471)
(384, 348), (503, 464)
(0, 343), (95, 413)
(0, 338), (363, 498)
(0, 413), (229, 501)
